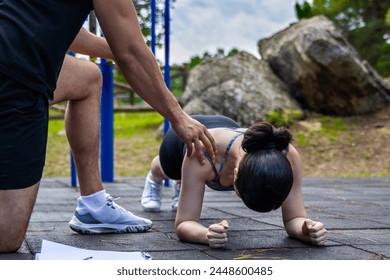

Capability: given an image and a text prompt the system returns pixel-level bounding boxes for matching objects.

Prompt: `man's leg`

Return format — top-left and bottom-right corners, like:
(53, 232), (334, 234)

(0, 73), (48, 252)
(0, 183), (39, 252)
(51, 55), (152, 233)
(50, 55), (103, 196)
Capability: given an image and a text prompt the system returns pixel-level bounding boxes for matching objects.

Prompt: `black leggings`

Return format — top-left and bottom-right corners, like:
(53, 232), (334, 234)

(159, 115), (240, 180)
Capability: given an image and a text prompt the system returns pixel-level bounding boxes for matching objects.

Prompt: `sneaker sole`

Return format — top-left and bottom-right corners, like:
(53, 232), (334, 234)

(142, 206), (161, 213)
(69, 216), (152, 234)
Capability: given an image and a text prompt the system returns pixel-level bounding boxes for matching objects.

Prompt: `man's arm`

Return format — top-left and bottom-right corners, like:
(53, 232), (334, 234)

(93, 0), (217, 163)
(69, 27), (114, 59)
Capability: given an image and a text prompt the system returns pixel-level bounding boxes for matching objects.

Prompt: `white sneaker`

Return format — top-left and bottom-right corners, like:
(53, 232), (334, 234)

(69, 194), (152, 234)
(141, 171), (162, 212)
(171, 181), (180, 212)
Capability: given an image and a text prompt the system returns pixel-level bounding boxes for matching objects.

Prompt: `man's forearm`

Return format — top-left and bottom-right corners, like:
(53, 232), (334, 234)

(114, 46), (185, 124)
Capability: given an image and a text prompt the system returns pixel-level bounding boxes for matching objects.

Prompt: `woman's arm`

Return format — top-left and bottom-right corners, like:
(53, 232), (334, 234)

(282, 145), (327, 245)
(175, 154), (229, 248)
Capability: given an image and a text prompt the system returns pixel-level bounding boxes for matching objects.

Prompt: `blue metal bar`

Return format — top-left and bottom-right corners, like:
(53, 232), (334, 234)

(67, 51), (78, 187)
(164, 0), (171, 187)
(164, 0), (171, 134)
(100, 58), (114, 182)
(151, 0), (156, 55)
(70, 152), (77, 187)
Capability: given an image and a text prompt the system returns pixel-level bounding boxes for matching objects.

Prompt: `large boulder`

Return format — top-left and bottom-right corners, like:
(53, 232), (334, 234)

(258, 16), (390, 115)
(181, 51), (302, 126)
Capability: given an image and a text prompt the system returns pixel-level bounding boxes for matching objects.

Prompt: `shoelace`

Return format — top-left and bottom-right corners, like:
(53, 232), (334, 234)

(105, 196), (128, 214)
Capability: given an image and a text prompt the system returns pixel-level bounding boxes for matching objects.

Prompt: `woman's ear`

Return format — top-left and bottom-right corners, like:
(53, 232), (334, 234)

(233, 167), (238, 182)
(233, 167), (241, 197)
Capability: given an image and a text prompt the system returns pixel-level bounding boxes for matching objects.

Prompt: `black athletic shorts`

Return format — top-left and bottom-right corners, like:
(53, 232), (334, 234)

(159, 115), (240, 180)
(0, 73), (49, 190)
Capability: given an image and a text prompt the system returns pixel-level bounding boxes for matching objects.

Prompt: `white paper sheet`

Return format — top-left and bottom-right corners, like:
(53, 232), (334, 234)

(35, 240), (152, 260)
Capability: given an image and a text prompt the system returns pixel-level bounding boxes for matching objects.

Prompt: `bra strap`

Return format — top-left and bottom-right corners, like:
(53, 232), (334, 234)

(204, 152), (219, 177)
(219, 132), (243, 173)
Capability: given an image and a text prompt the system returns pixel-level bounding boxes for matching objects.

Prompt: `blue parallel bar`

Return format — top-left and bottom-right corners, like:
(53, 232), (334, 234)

(100, 58), (114, 182)
(70, 152), (77, 187)
(164, 0), (171, 135)
(68, 51), (78, 187)
(151, 0), (156, 55)
(164, 0), (171, 187)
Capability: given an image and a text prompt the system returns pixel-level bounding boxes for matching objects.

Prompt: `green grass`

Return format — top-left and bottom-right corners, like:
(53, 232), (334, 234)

(266, 109), (303, 127)
(114, 112), (164, 137)
(293, 116), (348, 147)
(44, 112), (164, 178)
(318, 117), (347, 143)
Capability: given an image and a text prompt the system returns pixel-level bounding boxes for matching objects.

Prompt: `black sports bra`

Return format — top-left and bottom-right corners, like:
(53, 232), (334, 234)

(204, 131), (244, 191)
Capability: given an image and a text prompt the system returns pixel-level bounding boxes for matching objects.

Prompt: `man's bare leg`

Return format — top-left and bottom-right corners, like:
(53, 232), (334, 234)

(50, 55), (103, 196)
(0, 183), (39, 252)
(50, 55), (152, 234)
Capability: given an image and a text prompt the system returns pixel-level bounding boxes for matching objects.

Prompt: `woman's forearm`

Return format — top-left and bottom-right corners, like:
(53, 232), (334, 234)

(176, 220), (209, 245)
(284, 217), (310, 243)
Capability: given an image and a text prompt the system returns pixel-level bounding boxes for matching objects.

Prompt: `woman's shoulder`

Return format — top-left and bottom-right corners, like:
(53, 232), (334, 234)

(209, 127), (247, 136)
(286, 144), (301, 163)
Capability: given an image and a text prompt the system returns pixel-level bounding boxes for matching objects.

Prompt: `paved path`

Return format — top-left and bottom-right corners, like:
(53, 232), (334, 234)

(1, 177), (389, 260)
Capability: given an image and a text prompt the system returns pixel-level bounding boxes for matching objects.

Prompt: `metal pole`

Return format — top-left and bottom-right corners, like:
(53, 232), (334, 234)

(151, 0), (156, 55)
(100, 58), (114, 182)
(67, 50), (78, 187)
(70, 152), (77, 187)
(164, 0), (171, 134)
(164, 0), (171, 187)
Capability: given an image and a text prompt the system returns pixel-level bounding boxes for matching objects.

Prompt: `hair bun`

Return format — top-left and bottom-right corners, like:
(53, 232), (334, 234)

(242, 122), (292, 153)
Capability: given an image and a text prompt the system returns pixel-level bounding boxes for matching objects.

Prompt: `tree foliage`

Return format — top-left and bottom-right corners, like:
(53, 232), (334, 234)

(187, 48), (240, 70)
(295, 0), (390, 77)
(134, 0), (176, 48)
(114, 1), (176, 87)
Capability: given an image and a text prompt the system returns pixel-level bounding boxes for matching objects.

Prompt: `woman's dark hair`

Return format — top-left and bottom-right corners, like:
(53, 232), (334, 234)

(235, 122), (294, 213)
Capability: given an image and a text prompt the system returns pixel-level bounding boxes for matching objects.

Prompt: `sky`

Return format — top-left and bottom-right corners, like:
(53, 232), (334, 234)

(155, 0), (310, 65)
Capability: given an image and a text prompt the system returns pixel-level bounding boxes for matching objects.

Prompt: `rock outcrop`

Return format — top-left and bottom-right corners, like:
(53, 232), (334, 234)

(258, 16), (390, 115)
(181, 51), (302, 126)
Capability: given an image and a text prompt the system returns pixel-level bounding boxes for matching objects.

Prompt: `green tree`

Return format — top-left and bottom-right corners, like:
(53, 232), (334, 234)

(295, 0), (390, 77)
(134, 0), (176, 48)
(295, 1), (312, 19)
(114, 1), (176, 98)
(188, 48), (239, 70)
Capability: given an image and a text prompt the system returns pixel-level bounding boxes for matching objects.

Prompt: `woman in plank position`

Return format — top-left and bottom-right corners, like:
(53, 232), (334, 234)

(141, 115), (327, 248)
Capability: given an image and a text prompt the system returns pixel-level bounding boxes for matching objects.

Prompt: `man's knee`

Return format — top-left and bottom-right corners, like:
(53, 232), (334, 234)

(0, 219), (28, 253)
(0, 236), (24, 253)
(0, 183), (39, 253)
(53, 58), (103, 103)
(84, 61), (103, 94)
